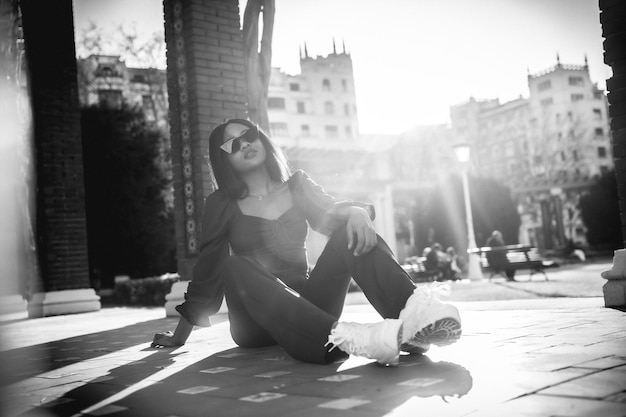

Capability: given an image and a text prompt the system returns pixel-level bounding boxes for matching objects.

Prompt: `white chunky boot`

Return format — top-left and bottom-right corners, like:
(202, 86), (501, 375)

(399, 283), (462, 354)
(325, 319), (402, 366)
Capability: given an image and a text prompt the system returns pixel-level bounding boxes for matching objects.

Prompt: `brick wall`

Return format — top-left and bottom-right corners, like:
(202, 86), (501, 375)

(163, 0), (248, 280)
(599, 0), (626, 247)
(20, 0), (90, 291)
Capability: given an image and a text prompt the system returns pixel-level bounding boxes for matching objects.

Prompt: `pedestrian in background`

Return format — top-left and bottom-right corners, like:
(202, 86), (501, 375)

(486, 230), (516, 281)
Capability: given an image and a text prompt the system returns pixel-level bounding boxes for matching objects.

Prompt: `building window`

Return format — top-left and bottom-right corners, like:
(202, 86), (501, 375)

(344, 103), (350, 116)
(322, 79), (331, 91)
(301, 124), (310, 137)
(600, 165), (609, 175)
(325, 125), (338, 138)
(95, 64), (121, 78)
(268, 97), (286, 109)
(289, 83), (300, 91)
(595, 127), (604, 137)
(593, 91), (604, 99)
(592, 108), (602, 120)
(571, 93), (584, 102)
(569, 76), (584, 86)
(573, 150), (578, 161)
(540, 97), (553, 106)
(598, 147), (607, 158)
(341, 79), (348, 92)
(297, 101), (306, 114)
(324, 101), (334, 115)
(270, 122), (288, 137)
(345, 126), (352, 138)
(142, 95), (155, 120)
(98, 89), (123, 108)
(538, 80), (551, 91)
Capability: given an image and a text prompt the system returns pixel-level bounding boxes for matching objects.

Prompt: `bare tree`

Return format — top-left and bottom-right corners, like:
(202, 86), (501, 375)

(77, 21), (165, 69)
(242, 0), (274, 132)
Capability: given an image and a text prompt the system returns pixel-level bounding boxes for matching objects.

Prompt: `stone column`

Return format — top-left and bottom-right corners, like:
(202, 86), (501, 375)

(599, 0), (626, 307)
(162, 0), (248, 316)
(20, 0), (100, 317)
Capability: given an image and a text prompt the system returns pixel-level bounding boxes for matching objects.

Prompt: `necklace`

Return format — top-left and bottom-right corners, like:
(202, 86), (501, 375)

(247, 183), (285, 201)
(248, 193), (267, 201)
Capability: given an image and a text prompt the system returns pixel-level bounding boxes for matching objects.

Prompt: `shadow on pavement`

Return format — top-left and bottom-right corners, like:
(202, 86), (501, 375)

(16, 339), (473, 417)
(2, 318), (178, 386)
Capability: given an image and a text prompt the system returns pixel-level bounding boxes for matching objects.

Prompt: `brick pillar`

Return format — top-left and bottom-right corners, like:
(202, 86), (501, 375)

(599, 0), (626, 307)
(163, 0), (248, 316)
(20, 0), (100, 317)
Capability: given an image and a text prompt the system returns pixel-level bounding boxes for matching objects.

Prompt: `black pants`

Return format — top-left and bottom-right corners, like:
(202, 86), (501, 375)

(220, 227), (416, 364)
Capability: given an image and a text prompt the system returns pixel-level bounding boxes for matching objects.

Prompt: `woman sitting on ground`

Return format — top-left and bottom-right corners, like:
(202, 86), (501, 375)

(151, 118), (462, 366)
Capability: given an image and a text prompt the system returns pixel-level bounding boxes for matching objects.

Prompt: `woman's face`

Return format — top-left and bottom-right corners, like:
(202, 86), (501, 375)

(222, 122), (266, 173)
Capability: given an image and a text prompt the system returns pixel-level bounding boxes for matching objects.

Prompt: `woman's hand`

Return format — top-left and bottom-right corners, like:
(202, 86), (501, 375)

(151, 331), (184, 348)
(346, 207), (377, 256)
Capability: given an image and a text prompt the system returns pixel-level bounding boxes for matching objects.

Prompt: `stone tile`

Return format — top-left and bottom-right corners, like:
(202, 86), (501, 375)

(470, 393), (626, 417)
(575, 355), (626, 369)
(538, 367), (626, 399)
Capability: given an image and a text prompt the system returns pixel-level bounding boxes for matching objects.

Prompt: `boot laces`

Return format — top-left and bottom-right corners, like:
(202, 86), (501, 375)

(325, 322), (372, 357)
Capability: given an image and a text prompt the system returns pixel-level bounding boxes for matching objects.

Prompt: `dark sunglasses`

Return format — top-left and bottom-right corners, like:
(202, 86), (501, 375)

(220, 125), (259, 154)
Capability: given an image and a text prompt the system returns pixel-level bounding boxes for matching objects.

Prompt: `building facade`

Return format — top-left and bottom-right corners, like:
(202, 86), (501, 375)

(450, 57), (613, 251)
(266, 44), (397, 258)
(267, 42), (359, 145)
(77, 55), (169, 131)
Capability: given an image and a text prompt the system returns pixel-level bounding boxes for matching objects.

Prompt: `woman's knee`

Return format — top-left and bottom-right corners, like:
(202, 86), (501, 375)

(327, 226), (350, 250)
(327, 226), (389, 256)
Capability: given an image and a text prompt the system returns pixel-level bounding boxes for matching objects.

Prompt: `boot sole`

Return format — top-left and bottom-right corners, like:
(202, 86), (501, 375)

(412, 317), (462, 348)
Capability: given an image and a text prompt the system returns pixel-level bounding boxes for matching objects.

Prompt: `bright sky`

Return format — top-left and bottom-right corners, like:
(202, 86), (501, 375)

(73, 0), (610, 134)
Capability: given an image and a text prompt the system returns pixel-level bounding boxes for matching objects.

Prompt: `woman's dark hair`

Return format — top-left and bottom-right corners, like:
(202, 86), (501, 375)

(208, 118), (291, 199)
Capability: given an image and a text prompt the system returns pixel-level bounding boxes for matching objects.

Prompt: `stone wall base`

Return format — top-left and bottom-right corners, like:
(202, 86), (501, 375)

(603, 280), (626, 307)
(27, 289), (101, 318)
(0, 295), (27, 315)
(164, 281), (188, 317)
(601, 249), (626, 308)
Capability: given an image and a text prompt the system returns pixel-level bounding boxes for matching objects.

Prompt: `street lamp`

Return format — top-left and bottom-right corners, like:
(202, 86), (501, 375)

(453, 143), (484, 281)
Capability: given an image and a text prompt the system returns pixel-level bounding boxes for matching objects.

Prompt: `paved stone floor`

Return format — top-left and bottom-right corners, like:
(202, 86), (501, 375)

(1, 297), (625, 417)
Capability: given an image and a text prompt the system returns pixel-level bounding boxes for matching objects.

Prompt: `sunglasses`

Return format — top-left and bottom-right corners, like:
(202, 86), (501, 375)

(220, 125), (259, 154)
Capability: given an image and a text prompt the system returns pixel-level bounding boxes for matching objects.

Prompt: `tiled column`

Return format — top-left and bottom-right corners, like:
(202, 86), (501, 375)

(20, 0), (100, 316)
(599, 0), (626, 307)
(163, 0), (248, 316)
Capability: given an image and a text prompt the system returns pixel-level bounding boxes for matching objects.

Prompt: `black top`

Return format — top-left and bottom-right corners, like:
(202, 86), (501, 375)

(176, 170), (374, 326)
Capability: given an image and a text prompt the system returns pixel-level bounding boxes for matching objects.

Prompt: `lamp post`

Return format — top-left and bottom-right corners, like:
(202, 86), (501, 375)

(453, 143), (484, 281)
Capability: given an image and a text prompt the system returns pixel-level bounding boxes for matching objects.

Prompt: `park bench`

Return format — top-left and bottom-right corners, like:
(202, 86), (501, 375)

(467, 244), (558, 281)
(401, 256), (441, 283)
